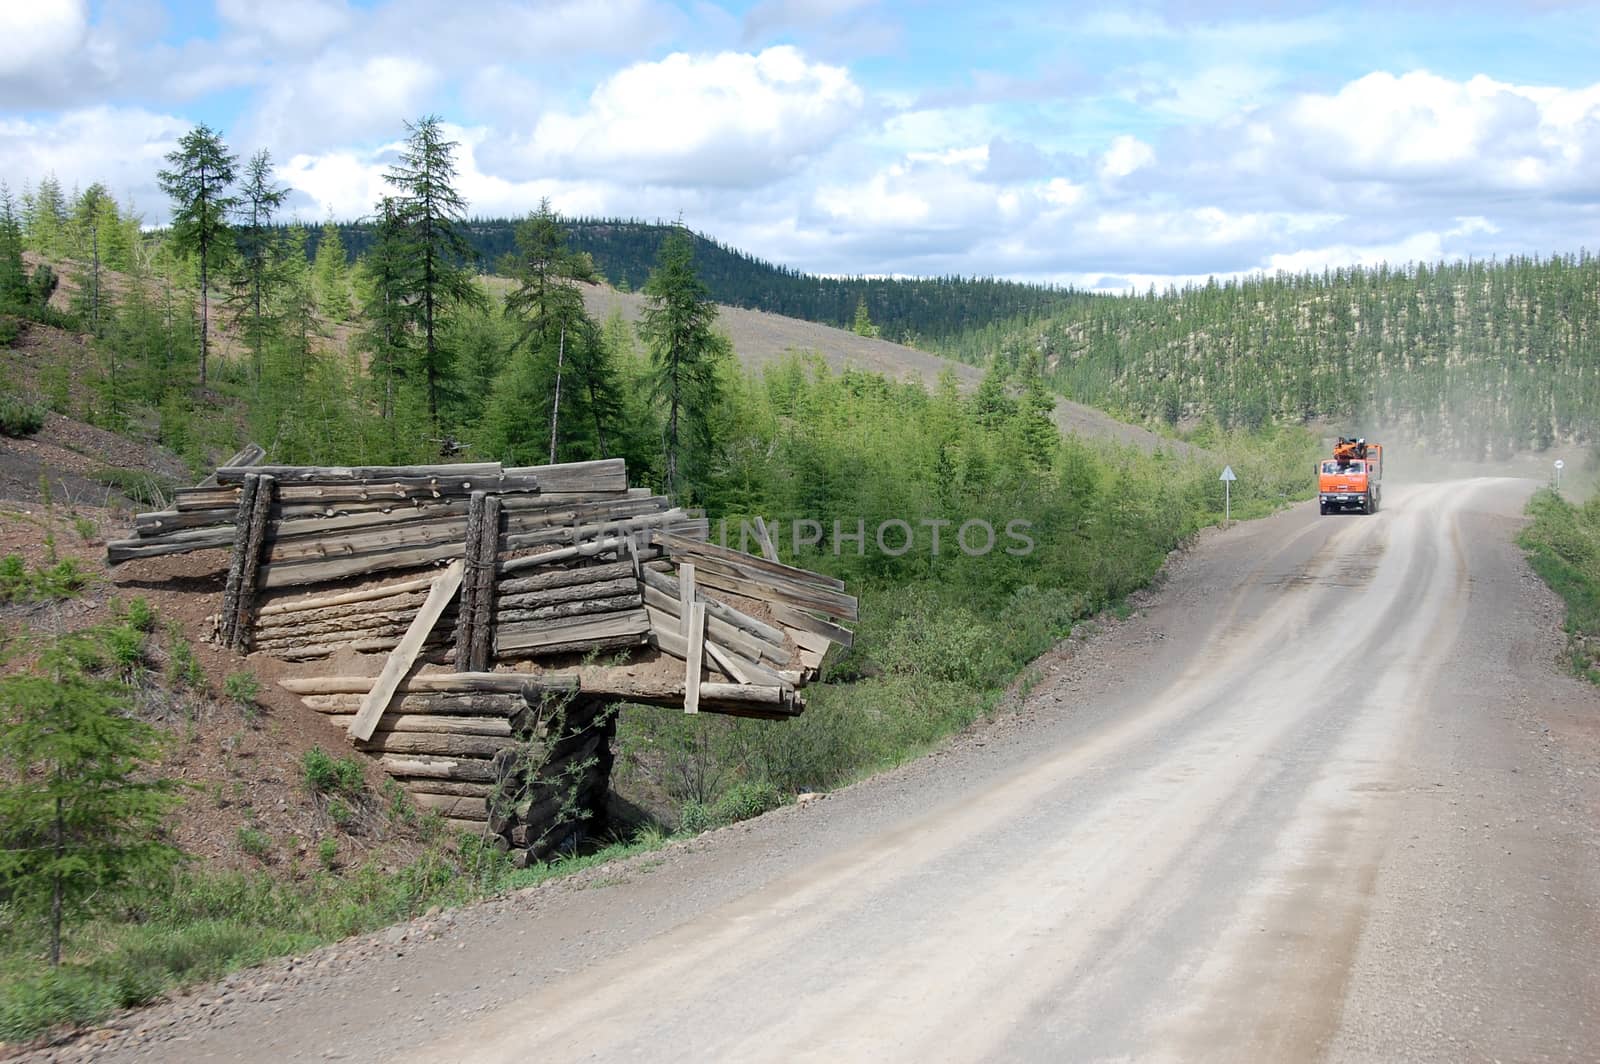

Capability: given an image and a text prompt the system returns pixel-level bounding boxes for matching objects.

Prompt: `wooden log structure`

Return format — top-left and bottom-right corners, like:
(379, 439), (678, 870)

(117, 454), (849, 849)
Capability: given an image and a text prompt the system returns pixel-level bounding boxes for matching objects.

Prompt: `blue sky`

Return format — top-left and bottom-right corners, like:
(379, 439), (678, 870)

(3, 0), (1599, 290)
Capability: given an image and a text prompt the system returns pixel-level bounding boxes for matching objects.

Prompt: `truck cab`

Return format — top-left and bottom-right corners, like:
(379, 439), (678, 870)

(1319, 444), (1382, 515)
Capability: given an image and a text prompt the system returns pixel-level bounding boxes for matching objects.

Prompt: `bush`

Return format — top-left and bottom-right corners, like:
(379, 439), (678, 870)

(710, 780), (782, 825)
(223, 671), (260, 707)
(236, 827), (270, 860)
(126, 596), (156, 633)
(302, 747), (364, 798)
(0, 394), (44, 438)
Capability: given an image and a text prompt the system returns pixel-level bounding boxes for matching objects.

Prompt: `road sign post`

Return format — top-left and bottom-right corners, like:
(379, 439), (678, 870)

(1555, 458), (1565, 493)
(1220, 465), (1237, 526)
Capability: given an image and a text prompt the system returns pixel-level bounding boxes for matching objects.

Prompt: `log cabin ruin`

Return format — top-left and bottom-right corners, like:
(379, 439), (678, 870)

(108, 447), (856, 862)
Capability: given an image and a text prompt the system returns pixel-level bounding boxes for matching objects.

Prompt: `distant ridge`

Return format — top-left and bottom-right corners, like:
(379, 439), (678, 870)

(300, 217), (1090, 347)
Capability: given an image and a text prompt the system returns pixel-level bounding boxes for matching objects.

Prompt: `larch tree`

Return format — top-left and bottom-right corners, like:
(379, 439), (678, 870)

(355, 196), (419, 428)
(158, 124), (238, 389)
(230, 149), (288, 385)
(639, 226), (725, 496)
(384, 115), (484, 442)
(312, 223), (352, 321)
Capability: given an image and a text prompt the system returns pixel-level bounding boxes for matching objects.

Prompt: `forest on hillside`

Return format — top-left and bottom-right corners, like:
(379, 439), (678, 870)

(947, 257), (1600, 457)
(299, 216), (1090, 348)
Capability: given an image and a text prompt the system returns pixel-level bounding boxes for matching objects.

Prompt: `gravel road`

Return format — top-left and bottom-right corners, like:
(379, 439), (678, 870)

(67, 477), (1600, 1063)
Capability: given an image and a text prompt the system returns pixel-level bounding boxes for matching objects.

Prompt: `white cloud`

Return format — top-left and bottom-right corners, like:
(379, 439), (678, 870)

(217, 0), (351, 48)
(0, 106), (189, 215)
(518, 47), (865, 187)
(0, 0), (87, 78)
(1277, 71), (1600, 189)
(243, 54), (439, 155)
(1100, 135), (1154, 179)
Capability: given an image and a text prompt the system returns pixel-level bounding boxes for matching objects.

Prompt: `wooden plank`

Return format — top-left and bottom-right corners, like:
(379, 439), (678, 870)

(348, 561), (464, 742)
(259, 542), (465, 588)
(684, 554), (857, 620)
(270, 474), (540, 504)
(198, 442), (267, 487)
(692, 566), (857, 639)
(684, 602), (706, 715)
(643, 599), (779, 667)
(267, 513), (468, 564)
(497, 593), (642, 626)
(498, 577), (639, 611)
(705, 639), (788, 689)
(401, 780), (495, 799)
(504, 458), (626, 492)
(494, 608), (651, 652)
(133, 507), (237, 534)
(657, 529), (846, 590)
(218, 474), (260, 647)
(638, 566), (786, 646)
(678, 563), (696, 639)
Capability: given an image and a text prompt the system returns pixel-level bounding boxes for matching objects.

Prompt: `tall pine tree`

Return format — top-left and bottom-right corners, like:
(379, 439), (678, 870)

(229, 149), (288, 385)
(639, 226), (725, 496)
(158, 124), (238, 389)
(383, 115), (483, 443)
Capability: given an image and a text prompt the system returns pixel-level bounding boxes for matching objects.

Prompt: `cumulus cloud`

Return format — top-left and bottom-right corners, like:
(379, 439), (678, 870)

(1100, 135), (1154, 179)
(217, 0), (352, 48)
(0, 106), (190, 214)
(0, 0), (86, 77)
(242, 54), (439, 155)
(504, 46), (865, 187)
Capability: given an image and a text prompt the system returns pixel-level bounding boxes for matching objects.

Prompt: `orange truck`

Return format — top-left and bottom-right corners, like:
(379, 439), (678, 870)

(1318, 437), (1383, 515)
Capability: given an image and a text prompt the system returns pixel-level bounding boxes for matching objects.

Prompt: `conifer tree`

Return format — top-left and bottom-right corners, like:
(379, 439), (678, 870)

(0, 629), (181, 966)
(158, 124), (238, 389)
(22, 174), (67, 256)
(230, 150), (288, 384)
(383, 115), (484, 441)
(313, 223), (352, 321)
(0, 185), (28, 313)
(355, 196), (418, 429)
(69, 183), (113, 336)
(639, 226), (724, 496)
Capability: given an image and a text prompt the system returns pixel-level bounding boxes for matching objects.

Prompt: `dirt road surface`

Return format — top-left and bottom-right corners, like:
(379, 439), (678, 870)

(80, 477), (1600, 1063)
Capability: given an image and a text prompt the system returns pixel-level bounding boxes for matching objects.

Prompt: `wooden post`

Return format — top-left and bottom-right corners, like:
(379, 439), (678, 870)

(219, 473), (260, 648)
(678, 562), (696, 638)
(231, 474), (275, 651)
(684, 601), (706, 715)
(350, 560), (464, 742)
(469, 495), (500, 672)
(455, 492), (487, 672)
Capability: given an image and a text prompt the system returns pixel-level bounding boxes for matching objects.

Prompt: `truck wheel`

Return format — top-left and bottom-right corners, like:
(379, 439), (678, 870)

(1319, 501), (1329, 515)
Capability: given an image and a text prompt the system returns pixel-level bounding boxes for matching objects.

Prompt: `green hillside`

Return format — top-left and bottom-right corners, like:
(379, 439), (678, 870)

(303, 217), (1089, 347)
(943, 255), (1600, 456)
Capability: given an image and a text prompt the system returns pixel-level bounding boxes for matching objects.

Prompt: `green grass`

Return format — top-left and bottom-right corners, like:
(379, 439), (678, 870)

(1520, 488), (1600, 683)
(0, 829), (672, 1043)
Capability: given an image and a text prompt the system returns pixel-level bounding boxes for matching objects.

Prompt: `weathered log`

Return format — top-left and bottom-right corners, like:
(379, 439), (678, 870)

(409, 792), (488, 820)
(217, 462), (502, 484)
(496, 560), (636, 597)
(133, 507), (238, 534)
(469, 495), (501, 672)
(218, 474), (260, 647)
(498, 577), (639, 611)
(300, 692), (523, 715)
(455, 492), (487, 671)
(496, 593), (641, 626)
(401, 780), (495, 799)
(674, 552), (857, 621)
(233, 473), (274, 650)
(282, 673), (533, 695)
(684, 601), (706, 714)
(353, 731), (512, 758)
(255, 602), (432, 636)
(494, 608), (651, 652)
(198, 443), (267, 487)
(257, 575), (438, 616)
(379, 755), (496, 782)
(259, 542), (464, 588)
(504, 458), (627, 493)
(267, 513), (468, 564)
(327, 714), (512, 737)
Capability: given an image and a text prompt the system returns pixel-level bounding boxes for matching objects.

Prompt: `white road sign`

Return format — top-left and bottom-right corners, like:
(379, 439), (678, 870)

(1220, 466), (1237, 481)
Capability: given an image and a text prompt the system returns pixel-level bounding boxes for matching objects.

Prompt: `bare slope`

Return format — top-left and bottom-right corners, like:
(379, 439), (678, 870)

(583, 286), (1191, 455)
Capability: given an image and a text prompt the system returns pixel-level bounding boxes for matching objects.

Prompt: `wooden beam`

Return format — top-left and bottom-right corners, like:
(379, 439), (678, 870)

(233, 473), (274, 651)
(638, 566), (786, 645)
(348, 560), (464, 742)
(455, 492), (487, 672)
(469, 495), (500, 672)
(217, 462), (502, 484)
(684, 602), (706, 715)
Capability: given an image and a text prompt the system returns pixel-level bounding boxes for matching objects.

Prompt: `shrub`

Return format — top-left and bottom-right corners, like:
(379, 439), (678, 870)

(236, 827), (270, 860)
(223, 670), (260, 707)
(0, 394), (44, 438)
(302, 747), (364, 798)
(678, 800), (712, 835)
(126, 596), (156, 633)
(316, 837), (339, 871)
(710, 780), (782, 826)
(0, 554), (25, 600)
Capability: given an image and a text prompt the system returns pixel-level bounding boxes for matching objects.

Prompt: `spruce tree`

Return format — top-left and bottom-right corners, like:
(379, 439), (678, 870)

(313, 223), (352, 321)
(158, 124), (238, 390)
(639, 227), (724, 496)
(384, 115), (484, 442)
(355, 196), (419, 431)
(0, 184), (28, 313)
(0, 629), (181, 966)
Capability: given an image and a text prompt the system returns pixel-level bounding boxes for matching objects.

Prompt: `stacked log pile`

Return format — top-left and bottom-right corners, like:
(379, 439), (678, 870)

(110, 454), (854, 856)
